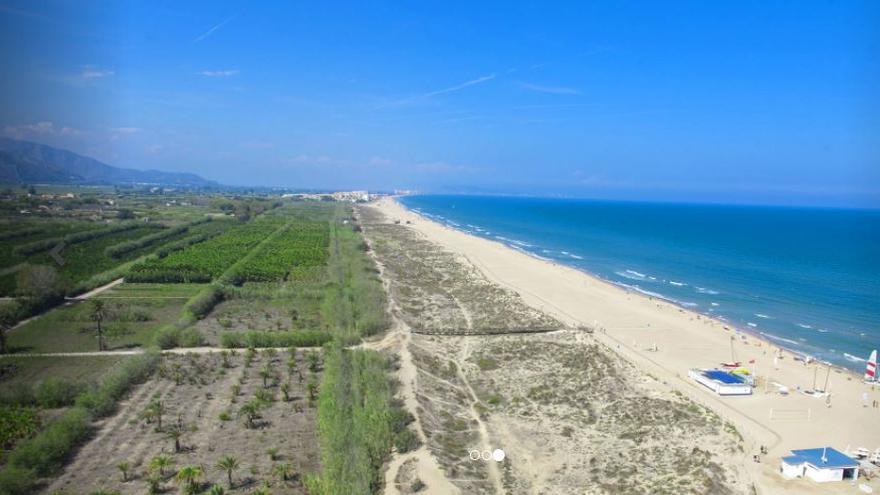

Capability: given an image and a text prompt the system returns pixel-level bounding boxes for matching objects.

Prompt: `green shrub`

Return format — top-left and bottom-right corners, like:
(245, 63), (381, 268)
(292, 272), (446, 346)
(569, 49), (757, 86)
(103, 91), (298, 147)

(220, 330), (331, 348)
(0, 465), (37, 495)
(153, 325), (180, 349)
(35, 378), (84, 408)
(7, 406), (91, 476)
(183, 284), (225, 320)
(76, 353), (158, 417)
(394, 428), (421, 454)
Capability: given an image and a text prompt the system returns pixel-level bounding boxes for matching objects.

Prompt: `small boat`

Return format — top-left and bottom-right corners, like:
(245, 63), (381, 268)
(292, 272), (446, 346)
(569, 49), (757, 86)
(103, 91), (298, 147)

(855, 447), (870, 458)
(720, 361), (741, 368)
(866, 350), (877, 383)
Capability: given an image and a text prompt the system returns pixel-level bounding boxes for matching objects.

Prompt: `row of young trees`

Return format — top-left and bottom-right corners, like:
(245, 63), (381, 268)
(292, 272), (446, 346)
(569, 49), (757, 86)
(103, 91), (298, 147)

(104, 217), (212, 258)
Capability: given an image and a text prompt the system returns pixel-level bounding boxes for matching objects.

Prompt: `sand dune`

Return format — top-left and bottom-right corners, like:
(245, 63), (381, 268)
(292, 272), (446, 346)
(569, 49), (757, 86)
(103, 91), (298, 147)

(377, 196), (880, 494)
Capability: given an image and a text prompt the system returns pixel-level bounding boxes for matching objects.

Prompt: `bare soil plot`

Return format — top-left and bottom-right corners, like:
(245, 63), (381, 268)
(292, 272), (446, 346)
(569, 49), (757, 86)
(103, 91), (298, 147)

(45, 350), (321, 494)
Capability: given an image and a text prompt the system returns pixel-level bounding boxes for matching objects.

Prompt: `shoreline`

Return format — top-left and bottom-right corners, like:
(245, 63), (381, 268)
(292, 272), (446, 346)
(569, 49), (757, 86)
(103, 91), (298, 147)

(377, 195), (880, 494)
(400, 197), (868, 379)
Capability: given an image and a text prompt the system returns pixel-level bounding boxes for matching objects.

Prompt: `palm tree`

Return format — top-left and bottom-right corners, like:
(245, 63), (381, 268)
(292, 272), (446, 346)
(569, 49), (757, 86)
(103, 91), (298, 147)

(260, 365), (273, 388)
(166, 427), (184, 453)
(215, 455), (239, 488)
(149, 454), (173, 477)
(147, 399), (166, 430)
(88, 299), (107, 351)
(280, 382), (291, 402)
(175, 465), (203, 495)
(117, 461), (131, 482)
(239, 400), (261, 429)
(273, 462), (295, 482)
(209, 486), (226, 495)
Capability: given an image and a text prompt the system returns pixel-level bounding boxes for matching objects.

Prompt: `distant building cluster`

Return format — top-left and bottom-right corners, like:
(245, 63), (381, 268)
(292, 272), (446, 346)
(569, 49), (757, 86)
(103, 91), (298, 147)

(281, 191), (373, 203)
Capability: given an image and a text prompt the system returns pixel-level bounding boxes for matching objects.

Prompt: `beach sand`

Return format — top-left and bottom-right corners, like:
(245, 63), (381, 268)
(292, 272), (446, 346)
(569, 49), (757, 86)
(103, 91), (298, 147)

(376, 196), (880, 494)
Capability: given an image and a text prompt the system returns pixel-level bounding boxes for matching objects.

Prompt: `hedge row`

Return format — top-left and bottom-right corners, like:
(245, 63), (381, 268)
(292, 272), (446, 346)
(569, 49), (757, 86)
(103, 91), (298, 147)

(104, 217), (213, 258)
(0, 226), (44, 241)
(13, 221), (140, 256)
(220, 330), (332, 348)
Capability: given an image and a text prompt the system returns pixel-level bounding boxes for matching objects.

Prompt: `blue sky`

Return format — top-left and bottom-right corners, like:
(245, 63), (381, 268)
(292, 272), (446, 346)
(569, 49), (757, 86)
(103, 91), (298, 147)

(1, 1), (878, 207)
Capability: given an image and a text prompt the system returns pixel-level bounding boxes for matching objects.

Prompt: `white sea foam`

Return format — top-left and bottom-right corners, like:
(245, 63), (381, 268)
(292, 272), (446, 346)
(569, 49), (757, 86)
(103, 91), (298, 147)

(816, 328), (829, 333)
(844, 353), (866, 363)
(760, 332), (801, 346)
(747, 322), (758, 328)
(669, 281), (686, 287)
(510, 239), (533, 248)
(569, 254), (584, 260)
(710, 302), (720, 307)
(796, 323), (813, 329)
(755, 313), (771, 319)
(696, 287), (720, 295)
(616, 269), (653, 282)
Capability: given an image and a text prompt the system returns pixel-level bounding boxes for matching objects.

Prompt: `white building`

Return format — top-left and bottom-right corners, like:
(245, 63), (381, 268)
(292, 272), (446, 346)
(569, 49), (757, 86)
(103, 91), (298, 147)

(780, 447), (859, 483)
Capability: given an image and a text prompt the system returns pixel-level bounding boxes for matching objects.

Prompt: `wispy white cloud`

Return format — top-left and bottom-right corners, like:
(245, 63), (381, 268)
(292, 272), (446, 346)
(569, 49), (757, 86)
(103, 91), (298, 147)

(517, 82), (580, 95)
(193, 14), (236, 43)
(3, 121), (82, 139)
(422, 74), (496, 98)
(80, 67), (114, 80)
(198, 69), (239, 77)
(378, 73), (497, 109)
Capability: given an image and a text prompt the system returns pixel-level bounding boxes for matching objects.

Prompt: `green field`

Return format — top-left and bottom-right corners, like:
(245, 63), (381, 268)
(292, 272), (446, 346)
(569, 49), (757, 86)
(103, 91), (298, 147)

(6, 284), (205, 353)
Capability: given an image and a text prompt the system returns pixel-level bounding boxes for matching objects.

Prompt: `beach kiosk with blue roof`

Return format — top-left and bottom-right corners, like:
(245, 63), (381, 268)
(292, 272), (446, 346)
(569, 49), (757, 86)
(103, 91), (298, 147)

(780, 447), (859, 483)
(688, 368), (752, 395)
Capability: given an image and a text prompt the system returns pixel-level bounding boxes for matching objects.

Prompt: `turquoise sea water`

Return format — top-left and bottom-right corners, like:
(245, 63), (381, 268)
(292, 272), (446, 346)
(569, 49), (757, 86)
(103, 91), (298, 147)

(399, 195), (880, 371)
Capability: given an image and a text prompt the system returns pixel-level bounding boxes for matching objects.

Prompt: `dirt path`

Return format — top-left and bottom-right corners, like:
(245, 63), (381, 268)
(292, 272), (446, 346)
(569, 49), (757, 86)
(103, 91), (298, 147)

(6, 278), (125, 334)
(71, 278), (125, 300)
(355, 219), (460, 495)
(456, 337), (504, 494)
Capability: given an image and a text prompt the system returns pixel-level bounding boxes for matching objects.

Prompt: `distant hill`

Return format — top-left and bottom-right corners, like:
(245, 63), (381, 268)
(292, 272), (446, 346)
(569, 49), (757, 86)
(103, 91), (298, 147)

(0, 138), (217, 187)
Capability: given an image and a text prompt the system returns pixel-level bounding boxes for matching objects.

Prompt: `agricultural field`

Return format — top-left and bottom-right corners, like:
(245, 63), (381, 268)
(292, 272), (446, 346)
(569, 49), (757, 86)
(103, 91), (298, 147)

(128, 219), (286, 283)
(0, 218), (224, 297)
(45, 349), (322, 495)
(6, 284), (205, 354)
(0, 195), (411, 495)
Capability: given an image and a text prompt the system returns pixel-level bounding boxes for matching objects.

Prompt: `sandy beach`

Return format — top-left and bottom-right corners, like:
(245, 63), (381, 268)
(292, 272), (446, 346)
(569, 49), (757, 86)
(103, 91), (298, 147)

(376, 196), (880, 494)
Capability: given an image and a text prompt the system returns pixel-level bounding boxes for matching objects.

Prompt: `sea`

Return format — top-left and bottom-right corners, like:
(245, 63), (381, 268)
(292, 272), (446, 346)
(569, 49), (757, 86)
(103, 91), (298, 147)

(399, 194), (880, 372)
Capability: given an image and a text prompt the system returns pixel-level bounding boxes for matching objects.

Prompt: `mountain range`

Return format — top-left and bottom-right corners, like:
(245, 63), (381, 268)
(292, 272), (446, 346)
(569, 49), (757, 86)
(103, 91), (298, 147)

(0, 138), (216, 187)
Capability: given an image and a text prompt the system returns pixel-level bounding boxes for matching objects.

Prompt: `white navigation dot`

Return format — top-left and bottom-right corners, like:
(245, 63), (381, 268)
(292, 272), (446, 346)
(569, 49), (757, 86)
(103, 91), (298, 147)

(492, 448), (506, 462)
